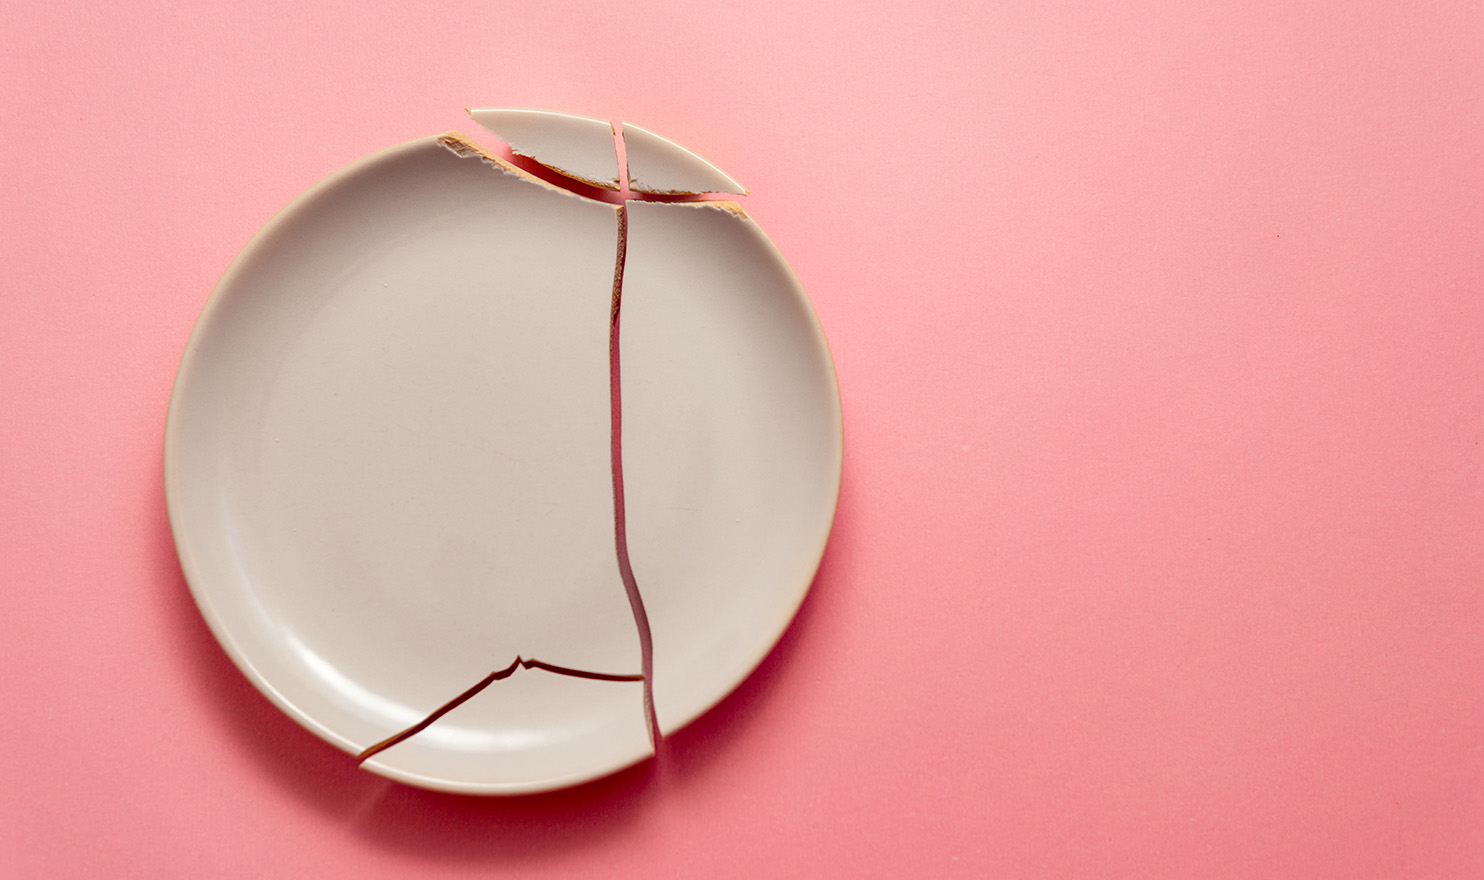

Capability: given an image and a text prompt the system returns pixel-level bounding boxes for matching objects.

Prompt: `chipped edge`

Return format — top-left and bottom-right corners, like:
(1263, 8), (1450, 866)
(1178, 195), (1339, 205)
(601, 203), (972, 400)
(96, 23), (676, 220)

(701, 200), (749, 219)
(639, 198), (750, 220)
(628, 181), (749, 198)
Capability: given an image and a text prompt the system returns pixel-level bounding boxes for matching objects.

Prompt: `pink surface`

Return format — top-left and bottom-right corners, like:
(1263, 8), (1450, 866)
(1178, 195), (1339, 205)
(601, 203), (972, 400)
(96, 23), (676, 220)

(4, 1), (1482, 876)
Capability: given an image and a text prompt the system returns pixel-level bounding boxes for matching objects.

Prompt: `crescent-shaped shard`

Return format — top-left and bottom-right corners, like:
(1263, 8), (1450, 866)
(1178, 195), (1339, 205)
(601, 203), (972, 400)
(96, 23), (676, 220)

(622, 121), (747, 196)
(469, 108), (621, 190)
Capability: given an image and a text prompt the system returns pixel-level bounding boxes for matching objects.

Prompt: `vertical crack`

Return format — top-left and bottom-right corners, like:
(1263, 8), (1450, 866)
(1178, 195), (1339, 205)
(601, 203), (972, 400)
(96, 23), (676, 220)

(362, 132), (669, 766)
(610, 200), (661, 747)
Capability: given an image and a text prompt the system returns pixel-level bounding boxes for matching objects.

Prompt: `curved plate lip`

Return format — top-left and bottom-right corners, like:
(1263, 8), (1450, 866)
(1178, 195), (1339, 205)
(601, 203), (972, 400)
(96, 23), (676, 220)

(164, 134), (843, 795)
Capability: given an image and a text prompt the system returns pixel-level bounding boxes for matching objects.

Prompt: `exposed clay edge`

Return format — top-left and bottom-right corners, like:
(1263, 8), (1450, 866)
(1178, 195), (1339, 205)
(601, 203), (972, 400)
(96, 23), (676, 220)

(612, 120), (627, 192)
(628, 180), (750, 198)
(642, 199), (750, 220)
(355, 656), (644, 762)
(629, 183), (748, 197)
(509, 145), (621, 192)
(436, 133), (613, 205)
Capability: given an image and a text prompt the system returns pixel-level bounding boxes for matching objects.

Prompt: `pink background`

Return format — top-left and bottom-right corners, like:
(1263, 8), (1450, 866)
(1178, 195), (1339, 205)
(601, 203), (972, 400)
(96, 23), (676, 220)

(5, 1), (1483, 876)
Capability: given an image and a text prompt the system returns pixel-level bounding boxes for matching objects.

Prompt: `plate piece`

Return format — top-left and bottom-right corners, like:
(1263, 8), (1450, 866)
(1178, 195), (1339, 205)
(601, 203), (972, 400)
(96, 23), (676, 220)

(622, 121), (747, 195)
(469, 107), (620, 190)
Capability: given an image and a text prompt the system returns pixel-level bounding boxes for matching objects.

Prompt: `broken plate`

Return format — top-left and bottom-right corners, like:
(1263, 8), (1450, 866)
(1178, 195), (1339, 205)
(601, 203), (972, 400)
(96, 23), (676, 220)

(165, 111), (842, 794)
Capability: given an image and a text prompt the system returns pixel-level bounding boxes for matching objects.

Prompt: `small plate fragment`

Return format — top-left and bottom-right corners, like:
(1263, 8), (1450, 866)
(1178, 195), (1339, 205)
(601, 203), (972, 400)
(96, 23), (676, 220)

(621, 121), (747, 195)
(469, 108), (620, 190)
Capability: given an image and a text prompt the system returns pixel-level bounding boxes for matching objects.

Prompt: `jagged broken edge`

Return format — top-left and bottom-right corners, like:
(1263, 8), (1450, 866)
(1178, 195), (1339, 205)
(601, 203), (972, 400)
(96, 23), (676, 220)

(436, 132), (616, 205)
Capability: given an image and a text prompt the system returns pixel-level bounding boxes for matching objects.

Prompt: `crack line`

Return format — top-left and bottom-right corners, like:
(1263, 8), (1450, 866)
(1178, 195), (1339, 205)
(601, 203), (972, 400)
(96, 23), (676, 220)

(378, 129), (667, 764)
(356, 656), (644, 762)
(610, 198), (661, 748)
(611, 120), (662, 748)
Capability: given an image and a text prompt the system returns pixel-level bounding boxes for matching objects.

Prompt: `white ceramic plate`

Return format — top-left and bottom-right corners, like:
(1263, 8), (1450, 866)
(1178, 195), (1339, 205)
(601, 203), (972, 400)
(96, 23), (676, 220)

(165, 117), (841, 794)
